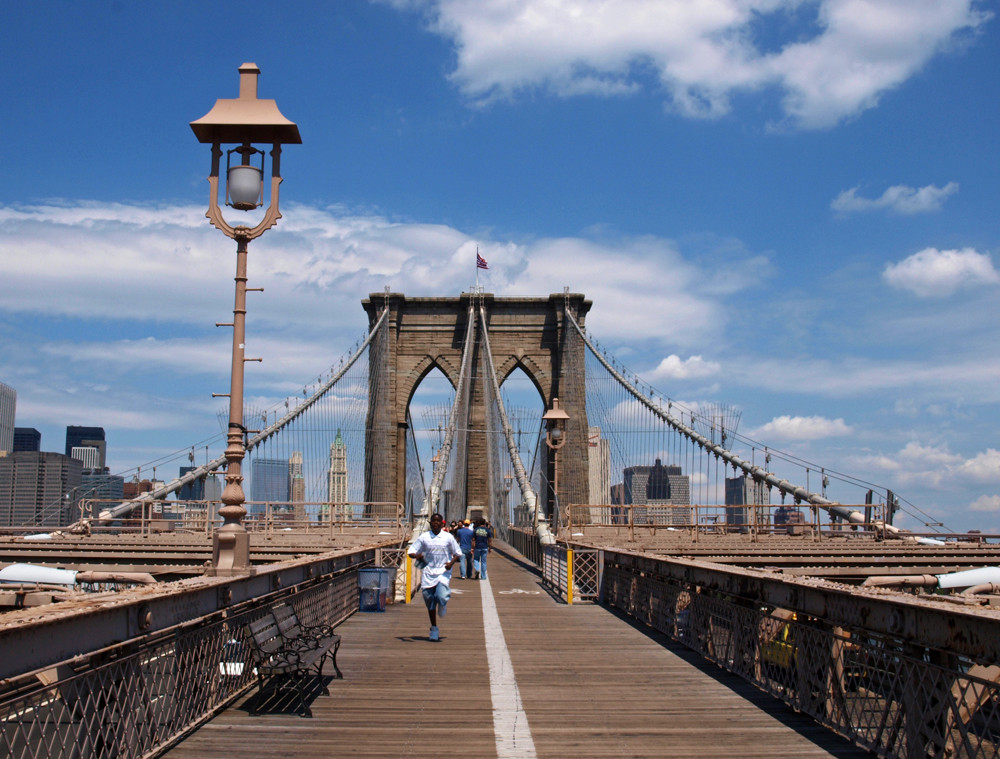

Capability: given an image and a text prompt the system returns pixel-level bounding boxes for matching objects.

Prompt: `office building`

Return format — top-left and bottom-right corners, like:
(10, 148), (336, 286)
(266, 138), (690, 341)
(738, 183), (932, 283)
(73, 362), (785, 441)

(0, 451), (82, 528)
(725, 475), (770, 530)
(251, 458), (289, 516)
(13, 428), (41, 452)
(79, 471), (125, 508)
(178, 466), (205, 501)
(0, 382), (14, 455)
(65, 426), (106, 470)
(71, 446), (102, 471)
(124, 479), (155, 499)
(622, 459), (690, 525)
(327, 431), (349, 521)
(587, 426), (611, 523)
(287, 451), (306, 523)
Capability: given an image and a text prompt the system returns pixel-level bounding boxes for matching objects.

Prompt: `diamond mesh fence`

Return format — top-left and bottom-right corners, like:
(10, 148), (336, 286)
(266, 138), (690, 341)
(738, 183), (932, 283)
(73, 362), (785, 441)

(602, 557), (1000, 758)
(0, 570), (358, 759)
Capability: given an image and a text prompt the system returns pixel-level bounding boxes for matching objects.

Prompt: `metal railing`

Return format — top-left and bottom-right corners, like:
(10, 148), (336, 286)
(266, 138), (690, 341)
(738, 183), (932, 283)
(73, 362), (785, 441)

(22, 500), (408, 540)
(0, 548), (379, 759)
(562, 503), (962, 543)
(540, 544), (600, 604)
(602, 549), (1000, 758)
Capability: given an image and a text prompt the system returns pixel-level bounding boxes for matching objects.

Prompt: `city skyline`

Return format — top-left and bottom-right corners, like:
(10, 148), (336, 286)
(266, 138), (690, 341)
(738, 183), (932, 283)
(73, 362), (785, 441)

(1, 2), (998, 532)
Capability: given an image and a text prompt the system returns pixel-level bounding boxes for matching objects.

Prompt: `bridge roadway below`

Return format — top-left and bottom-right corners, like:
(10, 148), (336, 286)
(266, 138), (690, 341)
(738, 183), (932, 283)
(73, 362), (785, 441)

(164, 546), (867, 759)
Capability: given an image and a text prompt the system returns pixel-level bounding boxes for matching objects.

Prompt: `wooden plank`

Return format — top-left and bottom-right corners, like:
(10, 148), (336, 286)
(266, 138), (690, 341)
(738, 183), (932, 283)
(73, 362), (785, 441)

(164, 553), (867, 758)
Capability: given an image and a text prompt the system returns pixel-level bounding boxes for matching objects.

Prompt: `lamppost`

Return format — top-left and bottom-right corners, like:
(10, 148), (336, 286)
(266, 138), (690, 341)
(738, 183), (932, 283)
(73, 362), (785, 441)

(541, 398), (570, 530)
(191, 63), (301, 575)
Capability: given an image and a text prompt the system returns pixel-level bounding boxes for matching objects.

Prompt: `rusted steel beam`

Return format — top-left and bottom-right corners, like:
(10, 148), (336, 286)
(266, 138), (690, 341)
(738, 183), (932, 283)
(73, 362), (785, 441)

(605, 549), (1000, 663)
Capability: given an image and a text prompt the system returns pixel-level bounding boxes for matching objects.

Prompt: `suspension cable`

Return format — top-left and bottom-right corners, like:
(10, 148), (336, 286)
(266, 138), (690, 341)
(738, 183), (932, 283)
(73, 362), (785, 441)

(84, 308), (390, 526)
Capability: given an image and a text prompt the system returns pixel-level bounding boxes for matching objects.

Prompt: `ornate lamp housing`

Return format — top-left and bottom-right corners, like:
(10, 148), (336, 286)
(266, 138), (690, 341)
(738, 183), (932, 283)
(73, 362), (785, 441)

(190, 63), (301, 241)
(542, 398), (570, 450)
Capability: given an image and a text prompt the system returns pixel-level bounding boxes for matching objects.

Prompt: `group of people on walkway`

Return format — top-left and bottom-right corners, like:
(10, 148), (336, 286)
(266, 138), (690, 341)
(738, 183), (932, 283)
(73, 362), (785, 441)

(407, 513), (494, 641)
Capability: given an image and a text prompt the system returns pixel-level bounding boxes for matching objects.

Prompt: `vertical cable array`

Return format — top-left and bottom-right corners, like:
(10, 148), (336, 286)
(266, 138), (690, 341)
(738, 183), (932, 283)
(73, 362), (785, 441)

(420, 304), (476, 527)
(403, 410), (426, 522)
(85, 310), (388, 527)
(478, 305), (547, 543)
(562, 307), (940, 533)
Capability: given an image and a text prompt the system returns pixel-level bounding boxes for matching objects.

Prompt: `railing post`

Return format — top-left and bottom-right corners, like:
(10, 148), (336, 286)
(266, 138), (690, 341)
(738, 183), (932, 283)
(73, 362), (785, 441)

(405, 553), (412, 603)
(567, 548), (574, 605)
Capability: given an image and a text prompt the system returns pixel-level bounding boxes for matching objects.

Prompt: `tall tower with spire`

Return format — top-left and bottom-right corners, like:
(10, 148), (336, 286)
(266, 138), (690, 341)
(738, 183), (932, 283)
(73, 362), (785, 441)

(327, 430), (348, 521)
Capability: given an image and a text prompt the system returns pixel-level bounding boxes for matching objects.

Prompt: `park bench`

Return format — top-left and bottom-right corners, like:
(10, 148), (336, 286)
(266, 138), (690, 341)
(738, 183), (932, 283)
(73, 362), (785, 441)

(270, 602), (343, 679)
(242, 611), (340, 717)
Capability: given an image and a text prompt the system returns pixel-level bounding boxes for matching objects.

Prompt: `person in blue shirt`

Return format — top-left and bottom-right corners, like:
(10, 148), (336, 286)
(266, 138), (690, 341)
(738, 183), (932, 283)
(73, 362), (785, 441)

(472, 518), (493, 579)
(454, 519), (475, 578)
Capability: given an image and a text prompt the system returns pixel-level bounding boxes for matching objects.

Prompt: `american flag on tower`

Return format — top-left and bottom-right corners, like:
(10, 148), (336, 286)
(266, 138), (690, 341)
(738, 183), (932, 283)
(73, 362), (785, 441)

(476, 251), (489, 270)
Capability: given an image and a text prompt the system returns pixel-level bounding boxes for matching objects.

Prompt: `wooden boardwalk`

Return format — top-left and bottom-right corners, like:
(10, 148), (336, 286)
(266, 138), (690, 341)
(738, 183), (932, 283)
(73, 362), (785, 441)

(165, 547), (868, 758)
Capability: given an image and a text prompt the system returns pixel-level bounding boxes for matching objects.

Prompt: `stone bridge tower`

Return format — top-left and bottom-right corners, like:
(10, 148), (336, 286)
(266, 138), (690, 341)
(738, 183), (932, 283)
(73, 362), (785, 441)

(361, 292), (592, 522)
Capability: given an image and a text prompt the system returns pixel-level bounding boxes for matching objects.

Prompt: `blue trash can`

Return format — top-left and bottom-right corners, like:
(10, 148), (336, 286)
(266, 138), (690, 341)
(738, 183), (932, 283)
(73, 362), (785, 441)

(358, 568), (391, 612)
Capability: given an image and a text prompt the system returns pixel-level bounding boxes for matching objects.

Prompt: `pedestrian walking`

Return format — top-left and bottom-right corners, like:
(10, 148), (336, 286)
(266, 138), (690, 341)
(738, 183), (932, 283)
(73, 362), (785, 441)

(455, 519), (474, 578)
(409, 513), (462, 641)
(472, 517), (493, 579)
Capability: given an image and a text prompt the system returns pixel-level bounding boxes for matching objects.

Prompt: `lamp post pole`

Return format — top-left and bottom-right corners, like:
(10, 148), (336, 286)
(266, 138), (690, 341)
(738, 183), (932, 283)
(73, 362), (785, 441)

(215, 232), (251, 571)
(191, 63), (300, 575)
(542, 398), (570, 532)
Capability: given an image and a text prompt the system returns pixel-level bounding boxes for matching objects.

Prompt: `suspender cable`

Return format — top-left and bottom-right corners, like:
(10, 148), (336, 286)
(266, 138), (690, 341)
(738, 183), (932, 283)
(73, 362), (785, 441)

(417, 303), (477, 533)
(79, 309), (390, 527)
(478, 305), (554, 545)
(562, 308), (911, 537)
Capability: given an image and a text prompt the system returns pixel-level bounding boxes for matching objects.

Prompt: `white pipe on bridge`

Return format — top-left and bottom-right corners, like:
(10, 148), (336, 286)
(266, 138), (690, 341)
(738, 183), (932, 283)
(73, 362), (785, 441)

(862, 566), (1000, 590)
(0, 563), (156, 586)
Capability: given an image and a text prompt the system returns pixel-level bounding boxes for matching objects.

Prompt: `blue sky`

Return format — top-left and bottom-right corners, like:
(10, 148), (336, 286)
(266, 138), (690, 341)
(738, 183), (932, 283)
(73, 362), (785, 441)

(1, 0), (999, 532)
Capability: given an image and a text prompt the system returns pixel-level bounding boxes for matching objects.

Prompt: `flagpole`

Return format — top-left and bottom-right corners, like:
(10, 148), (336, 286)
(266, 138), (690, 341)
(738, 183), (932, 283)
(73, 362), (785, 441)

(476, 246), (480, 291)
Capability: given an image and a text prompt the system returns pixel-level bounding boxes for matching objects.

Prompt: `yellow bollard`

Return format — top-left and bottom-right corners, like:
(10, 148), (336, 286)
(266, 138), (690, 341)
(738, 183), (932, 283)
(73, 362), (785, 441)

(405, 553), (412, 603)
(567, 548), (574, 605)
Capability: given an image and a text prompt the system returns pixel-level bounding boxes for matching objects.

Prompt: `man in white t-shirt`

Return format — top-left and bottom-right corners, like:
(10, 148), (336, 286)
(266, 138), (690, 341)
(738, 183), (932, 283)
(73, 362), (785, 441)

(408, 512), (462, 641)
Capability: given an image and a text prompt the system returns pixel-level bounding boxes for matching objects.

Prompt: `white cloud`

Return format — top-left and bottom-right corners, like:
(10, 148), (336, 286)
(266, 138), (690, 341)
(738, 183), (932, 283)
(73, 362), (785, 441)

(856, 442), (1000, 490)
(750, 415), (852, 440)
(391, 0), (990, 128)
(960, 449), (1000, 482)
(832, 182), (959, 214)
(883, 247), (1000, 297)
(970, 494), (1000, 512)
(650, 354), (721, 380)
(0, 202), (768, 349)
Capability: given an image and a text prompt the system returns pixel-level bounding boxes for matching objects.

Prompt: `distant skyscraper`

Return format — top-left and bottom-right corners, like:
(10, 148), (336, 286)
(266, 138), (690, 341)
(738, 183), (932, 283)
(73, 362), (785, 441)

(204, 473), (222, 501)
(622, 459), (690, 525)
(251, 458), (289, 516)
(288, 451), (306, 523)
(13, 428), (41, 453)
(71, 446), (101, 471)
(587, 426), (611, 523)
(0, 452), (82, 528)
(178, 466), (205, 501)
(327, 431), (349, 521)
(65, 426), (106, 470)
(725, 475), (769, 530)
(80, 471), (125, 503)
(0, 382), (15, 455)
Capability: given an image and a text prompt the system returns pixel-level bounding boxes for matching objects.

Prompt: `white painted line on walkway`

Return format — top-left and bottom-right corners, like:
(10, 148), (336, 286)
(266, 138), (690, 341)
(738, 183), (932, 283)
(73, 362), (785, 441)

(481, 573), (538, 759)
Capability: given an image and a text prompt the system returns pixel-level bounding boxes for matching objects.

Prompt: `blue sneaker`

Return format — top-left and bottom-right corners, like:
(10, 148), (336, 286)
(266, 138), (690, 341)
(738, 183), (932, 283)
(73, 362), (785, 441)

(429, 626), (439, 641)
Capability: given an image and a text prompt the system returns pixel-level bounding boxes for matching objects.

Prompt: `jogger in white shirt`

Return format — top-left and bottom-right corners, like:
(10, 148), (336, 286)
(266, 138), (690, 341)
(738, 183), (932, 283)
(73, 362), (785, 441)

(408, 513), (462, 641)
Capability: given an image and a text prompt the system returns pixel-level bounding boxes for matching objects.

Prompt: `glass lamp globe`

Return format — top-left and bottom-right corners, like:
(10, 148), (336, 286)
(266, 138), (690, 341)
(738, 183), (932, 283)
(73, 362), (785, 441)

(228, 165), (263, 210)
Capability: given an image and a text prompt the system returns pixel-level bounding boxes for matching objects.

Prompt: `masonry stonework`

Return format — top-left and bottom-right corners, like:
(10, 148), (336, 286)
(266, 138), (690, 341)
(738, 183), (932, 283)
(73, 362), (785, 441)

(361, 292), (592, 523)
